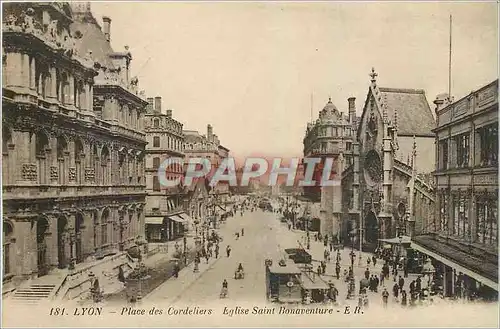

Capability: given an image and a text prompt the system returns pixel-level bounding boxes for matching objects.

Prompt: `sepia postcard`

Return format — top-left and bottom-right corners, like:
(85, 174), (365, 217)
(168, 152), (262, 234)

(1, 0), (499, 327)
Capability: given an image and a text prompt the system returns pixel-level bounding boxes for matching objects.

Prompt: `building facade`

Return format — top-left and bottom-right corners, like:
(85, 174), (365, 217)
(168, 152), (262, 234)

(184, 124), (230, 203)
(2, 2), (147, 298)
(341, 69), (436, 250)
(302, 97), (357, 236)
(143, 96), (187, 242)
(411, 79), (498, 301)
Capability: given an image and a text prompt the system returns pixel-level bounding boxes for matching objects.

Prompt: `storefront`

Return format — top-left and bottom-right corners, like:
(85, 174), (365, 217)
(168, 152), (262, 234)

(412, 235), (498, 302)
(145, 212), (191, 242)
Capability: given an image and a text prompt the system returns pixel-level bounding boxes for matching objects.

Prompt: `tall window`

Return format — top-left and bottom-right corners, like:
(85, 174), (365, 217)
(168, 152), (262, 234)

(93, 211), (99, 249)
(478, 123), (498, 167)
(153, 175), (160, 191)
(153, 136), (160, 148)
(153, 118), (160, 128)
(452, 193), (468, 239)
(476, 196), (498, 245)
(153, 157), (160, 169)
(438, 139), (448, 170)
(454, 132), (470, 168)
(440, 192), (449, 233)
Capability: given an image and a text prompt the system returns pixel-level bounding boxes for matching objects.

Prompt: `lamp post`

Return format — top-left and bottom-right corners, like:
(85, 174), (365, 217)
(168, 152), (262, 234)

(183, 235), (188, 266)
(397, 234), (403, 268)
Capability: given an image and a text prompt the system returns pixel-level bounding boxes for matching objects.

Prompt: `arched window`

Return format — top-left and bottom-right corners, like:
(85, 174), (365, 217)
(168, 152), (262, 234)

(101, 146), (110, 185)
(56, 136), (68, 184)
(36, 131), (50, 185)
(101, 209), (109, 245)
(74, 139), (84, 184)
(3, 222), (13, 275)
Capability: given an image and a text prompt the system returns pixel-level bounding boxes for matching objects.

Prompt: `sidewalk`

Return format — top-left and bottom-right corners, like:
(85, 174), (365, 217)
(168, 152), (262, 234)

(145, 216), (237, 302)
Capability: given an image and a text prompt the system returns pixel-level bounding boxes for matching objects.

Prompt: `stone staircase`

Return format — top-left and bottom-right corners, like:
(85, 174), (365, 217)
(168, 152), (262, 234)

(10, 284), (56, 305)
(5, 252), (136, 305)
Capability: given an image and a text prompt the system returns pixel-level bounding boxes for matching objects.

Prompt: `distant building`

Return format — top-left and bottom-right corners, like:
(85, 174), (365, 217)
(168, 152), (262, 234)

(411, 79), (498, 301)
(143, 96), (189, 242)
(302, 97), (357, 236)
(341, 68), (436, 250)
(183, 125), (230, 221)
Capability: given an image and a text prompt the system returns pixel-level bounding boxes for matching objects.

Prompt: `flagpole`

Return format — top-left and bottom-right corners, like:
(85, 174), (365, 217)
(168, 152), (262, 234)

(448, 14), (453, 99)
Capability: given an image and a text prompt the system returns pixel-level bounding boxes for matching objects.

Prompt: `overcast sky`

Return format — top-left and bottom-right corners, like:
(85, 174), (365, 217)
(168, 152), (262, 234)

(91, 1), (498, 159)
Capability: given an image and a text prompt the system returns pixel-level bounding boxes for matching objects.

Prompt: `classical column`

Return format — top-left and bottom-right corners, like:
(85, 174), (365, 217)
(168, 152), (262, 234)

(48, 66), (57, 101)
(6, 52), (22, 87)
(67, 75), (75, 108)
(29, 55), (36, 90)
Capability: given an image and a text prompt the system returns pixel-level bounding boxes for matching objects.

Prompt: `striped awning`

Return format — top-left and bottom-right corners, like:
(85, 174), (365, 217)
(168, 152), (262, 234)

(145, 217), (165, 225)
(169, 215), (185, 223)
(179, 212), (193, 223)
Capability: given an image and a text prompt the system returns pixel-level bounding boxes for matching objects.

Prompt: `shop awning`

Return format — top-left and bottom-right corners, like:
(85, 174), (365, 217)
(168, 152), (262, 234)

(379, 235), (412, 245)
(169, 215), (186, 223)
(178, 212), (193, 223)
(411, 235), (498, 291)
(145, 217), (165, 225)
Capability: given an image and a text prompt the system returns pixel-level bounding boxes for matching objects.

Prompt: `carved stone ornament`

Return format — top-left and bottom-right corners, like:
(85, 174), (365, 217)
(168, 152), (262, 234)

(68, 167), (76, 181)
(85, 168), (95, 182)
(22, 163), (37, 181)
(50, 166), (58, 180)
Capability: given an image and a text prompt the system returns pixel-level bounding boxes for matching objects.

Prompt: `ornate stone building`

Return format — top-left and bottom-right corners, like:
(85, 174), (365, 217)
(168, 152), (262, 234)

(341, 69), (436, 250)
(302, 97), (357, 236)
(184, 124), (230, 202)
(411, 79), (498, 300)
(143, 96), (188, 242)
(2, 2), (147, 300)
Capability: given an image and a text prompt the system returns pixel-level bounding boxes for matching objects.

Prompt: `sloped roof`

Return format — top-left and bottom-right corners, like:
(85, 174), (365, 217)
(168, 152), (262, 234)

(378, 88), (435, 136)
(183, 130), (205, 143)
(70, 12), (115, 69)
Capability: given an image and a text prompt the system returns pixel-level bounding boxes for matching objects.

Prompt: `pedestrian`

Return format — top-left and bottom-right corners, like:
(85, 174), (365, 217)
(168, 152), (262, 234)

(343, 268), (348, 280)
(380, 271), (385, 286)
(372, 255), (377, 267)
(321, 261), (326, 274)
(241, 228), (244, 236)
(401, 290), (408, 306)
(367, 256), (371, 267)
(393, 282), (399, 299)
(403, 263), (408, 278)
(374, 274), (379, 292)
(317, 265), (322, 276)
(336, 251), (341, 263)
(416, 276), (422, 292)
(398, 276), (405, 293)
(364, 268), (370, 280)
(226, 245), (231, 257)
(215, 244), (220, 259)
(382, 288), (389, 308)
(409, 280), (416, 294)
(329, 242), (333, 252)
(173, 261), (180, 278)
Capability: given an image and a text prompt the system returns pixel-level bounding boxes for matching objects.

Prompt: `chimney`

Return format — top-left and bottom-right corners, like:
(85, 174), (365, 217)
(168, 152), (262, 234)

(433, 93), (449, 114)
(102, 16), (111, 43)
(154, 97), (162, 113)
(166, 109), (172, 118)
(146, 97), (154, 113)
(207, 124), (213, 141)
(348, 97), (356, 113)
